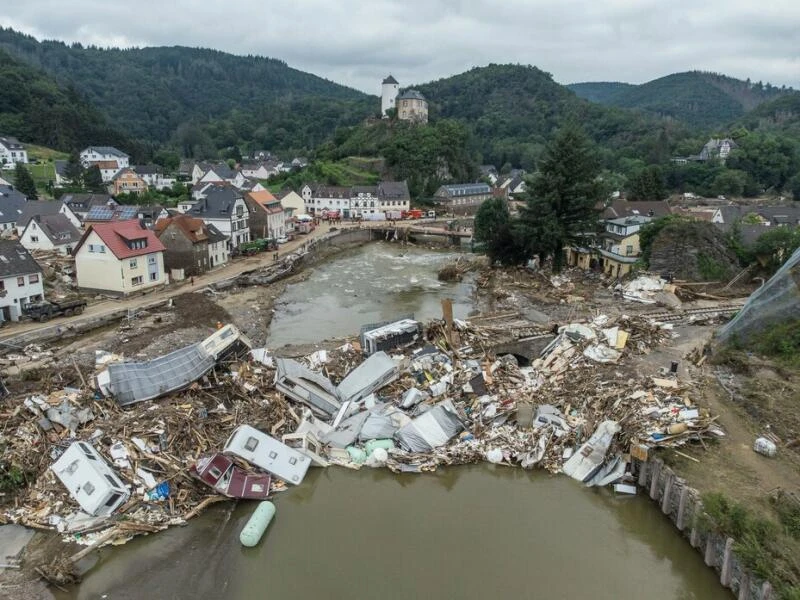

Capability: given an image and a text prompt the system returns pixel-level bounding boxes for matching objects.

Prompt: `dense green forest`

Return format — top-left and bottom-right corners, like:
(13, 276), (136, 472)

(0, 49), (144, 159)
(0, 26), (375, 152)
(566, 81), (634, 104)
(569, 71), (792, 129)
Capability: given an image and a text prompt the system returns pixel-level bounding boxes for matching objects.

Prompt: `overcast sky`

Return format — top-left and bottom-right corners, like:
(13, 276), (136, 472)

(2, 0), (799, 93)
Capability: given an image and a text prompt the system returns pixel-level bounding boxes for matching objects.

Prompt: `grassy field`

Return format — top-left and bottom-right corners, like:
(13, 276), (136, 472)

(0, 144), (65, 197)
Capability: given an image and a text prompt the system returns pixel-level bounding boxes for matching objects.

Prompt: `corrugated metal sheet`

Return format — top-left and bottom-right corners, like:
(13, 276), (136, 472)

(107, 343), (214, 406)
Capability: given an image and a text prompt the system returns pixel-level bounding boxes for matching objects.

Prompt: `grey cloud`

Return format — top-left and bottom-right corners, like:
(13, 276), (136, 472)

(1, 0), (798, 92)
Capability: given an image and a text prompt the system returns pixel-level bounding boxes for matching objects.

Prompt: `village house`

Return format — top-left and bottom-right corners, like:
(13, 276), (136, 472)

(276, 189), (306, 216)
(137, 206), (171, 229)
(597, 215), (652, 278)
(0, 184), (27, 232)
(15, 200), (83, 231)
(111, 168), (148, 196)
(80, 146), (129, 169)
(80, 146), (129, 182)
(60, 193), (117, 223)
(243, 190), (285, 240)
(350, 186), (379, 218)
(497, 173), (527, 197)
(301, 184), (352, 216)
(19, 214), (82, 255)
(154, 214), (211, 276)
(73, 219), (167, 296)
(206, 223), (229, 269)
(132, 165), (177, 191)
(377, 181), (411, 214)
(434, 183), (492, 215)
(0, 240), (44, 322)
(0, 135), (28, 167)
(190, 162), (246, 188)
(240, 163), (277, 180)
(187, 184), (250, 250)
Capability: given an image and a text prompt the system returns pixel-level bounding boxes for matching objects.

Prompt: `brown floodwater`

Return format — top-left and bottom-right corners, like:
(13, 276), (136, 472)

(59, 466), (729, 600)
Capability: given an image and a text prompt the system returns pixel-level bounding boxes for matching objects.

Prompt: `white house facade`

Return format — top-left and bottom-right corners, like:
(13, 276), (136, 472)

(0, 241), (44, 322)
(0, 136), (28, 167)
(74, 220), (167, 296)
(80, 146), (130, 169)
(187, 185), (250, 250)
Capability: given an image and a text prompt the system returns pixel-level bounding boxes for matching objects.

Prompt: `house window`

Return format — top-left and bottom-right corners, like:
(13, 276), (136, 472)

(84, 482), (96, 496)
(66, 460), (79, 475)
(80, 443), (97, 459)
(129, 259), (138, 269)
(208, 466), (223, 479)
(30, 235), (39, 242)
(268, 451), (278, 459)
(148, 255), (156, 265)
(149, 272), (158, 281)
(131, 275), (144, 286)
(626, 245), (634, 256)
(17, 276), (24, 287)
(244, 437), (259, 452)
(29, 274), (39, 284)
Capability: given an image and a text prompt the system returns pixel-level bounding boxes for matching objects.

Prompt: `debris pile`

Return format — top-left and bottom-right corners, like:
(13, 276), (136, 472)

(0, 312), (724, 573)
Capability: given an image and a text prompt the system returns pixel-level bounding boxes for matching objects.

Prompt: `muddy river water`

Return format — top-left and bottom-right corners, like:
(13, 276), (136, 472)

(60, 243), (729, 600)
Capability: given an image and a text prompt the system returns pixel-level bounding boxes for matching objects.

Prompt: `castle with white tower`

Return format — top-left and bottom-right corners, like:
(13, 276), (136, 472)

(381, 75), (428, 124)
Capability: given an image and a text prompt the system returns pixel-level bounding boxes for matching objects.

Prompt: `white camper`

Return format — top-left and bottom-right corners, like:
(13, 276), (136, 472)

(50, 442), (130, 516)
(223, 425), (311, 485)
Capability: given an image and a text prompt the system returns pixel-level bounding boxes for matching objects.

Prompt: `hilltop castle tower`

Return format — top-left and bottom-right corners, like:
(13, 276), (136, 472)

(381, 75), (399, 117)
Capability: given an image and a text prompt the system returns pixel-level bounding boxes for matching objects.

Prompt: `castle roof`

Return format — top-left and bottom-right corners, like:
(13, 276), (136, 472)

(398, 89), (426, 101)
(382, 75), (398, 85)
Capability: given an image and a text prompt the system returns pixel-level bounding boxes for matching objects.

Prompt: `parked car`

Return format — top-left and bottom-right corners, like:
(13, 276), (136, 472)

(277, 236), (289, 244)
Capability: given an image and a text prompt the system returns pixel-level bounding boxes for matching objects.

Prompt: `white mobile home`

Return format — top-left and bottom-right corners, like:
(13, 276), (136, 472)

(223, 424), (311, 485)
(50, 441), (130, 516)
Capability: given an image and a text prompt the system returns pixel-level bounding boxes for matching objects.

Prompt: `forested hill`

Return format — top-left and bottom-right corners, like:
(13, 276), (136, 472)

(0, 27), (373, 144)
(570, 71), (792, 129)
(735, 92), (800, 137)
(412, 64), (684, 168)
(567, 81), (634, 104)
(0, 49), (140, 157)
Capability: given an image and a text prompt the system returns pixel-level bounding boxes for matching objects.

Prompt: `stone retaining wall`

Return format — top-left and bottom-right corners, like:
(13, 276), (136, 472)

(635, 458), (774, 599)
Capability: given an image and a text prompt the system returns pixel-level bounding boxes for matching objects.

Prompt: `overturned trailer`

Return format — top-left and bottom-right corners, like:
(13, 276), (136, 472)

(97, 325), (252, 406)
(360, 318), (421, 356)
(50, 442), (130, 516)
(189, 453), (272, 500)
(224, 425), (311, 485)
(274, 358), (341, 418)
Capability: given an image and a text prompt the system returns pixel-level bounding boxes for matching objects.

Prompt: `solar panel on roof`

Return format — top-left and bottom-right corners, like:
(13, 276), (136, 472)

(86, 207), (114, 221)
(118, 207), (139, 219)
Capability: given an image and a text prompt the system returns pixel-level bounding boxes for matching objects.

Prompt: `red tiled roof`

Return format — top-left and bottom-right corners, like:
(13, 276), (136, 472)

(90, 160), (119, 170)
(75, 219), (166, 260)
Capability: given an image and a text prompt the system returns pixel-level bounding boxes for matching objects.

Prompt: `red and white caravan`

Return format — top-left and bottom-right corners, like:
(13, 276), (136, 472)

(190, 453), (271, 500)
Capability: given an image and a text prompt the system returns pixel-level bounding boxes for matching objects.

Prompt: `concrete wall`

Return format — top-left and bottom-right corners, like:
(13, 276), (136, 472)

(634, 458), (775, 600)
